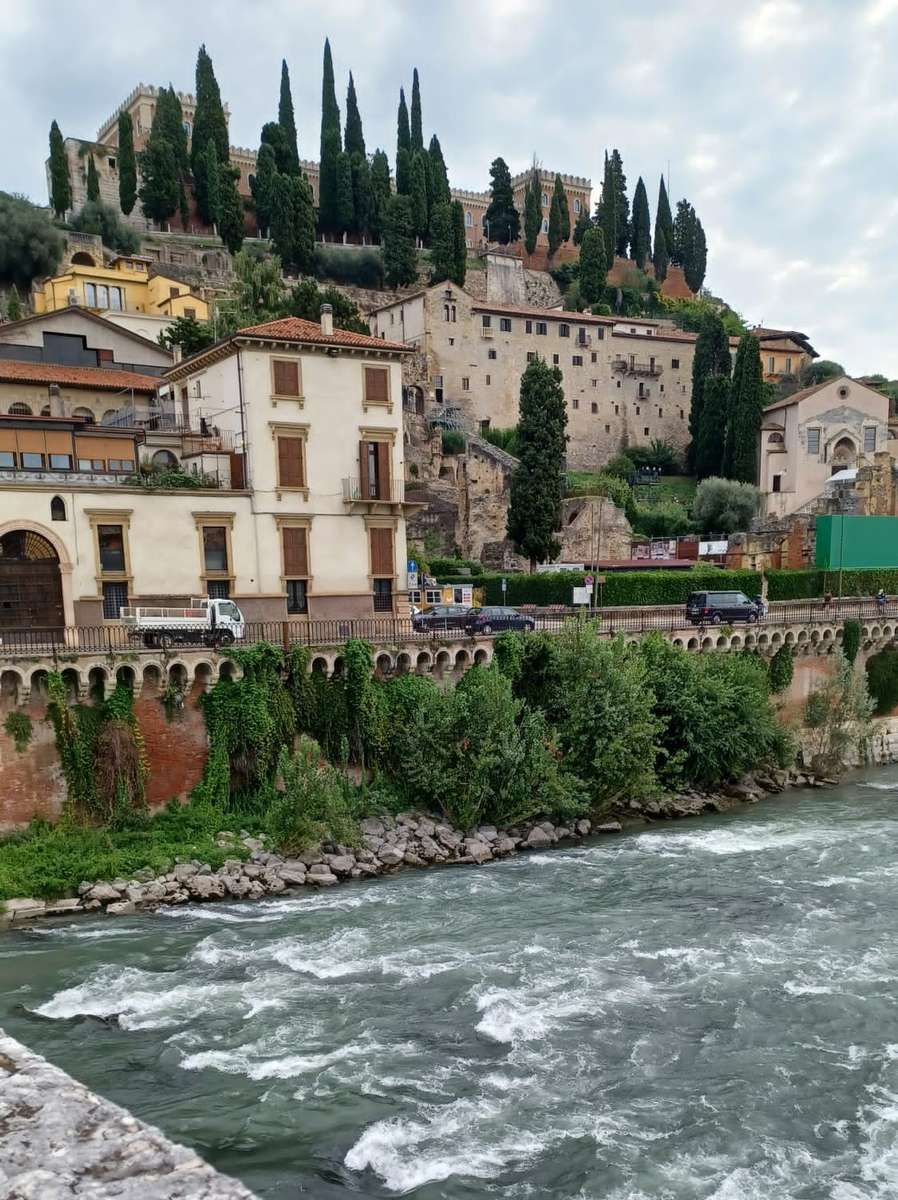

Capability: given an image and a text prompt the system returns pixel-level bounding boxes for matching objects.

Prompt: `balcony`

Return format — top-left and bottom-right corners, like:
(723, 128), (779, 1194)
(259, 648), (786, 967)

(480, 327), (494, 339)
(343, 477), (406, 505)
(612, 358), (663, 377)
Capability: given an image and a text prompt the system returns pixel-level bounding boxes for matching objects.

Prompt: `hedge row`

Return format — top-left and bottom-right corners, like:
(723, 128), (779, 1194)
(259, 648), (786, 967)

(439, 568), (762, 608)
(767, 568), (898, 600)
(427, 557), (483, 577)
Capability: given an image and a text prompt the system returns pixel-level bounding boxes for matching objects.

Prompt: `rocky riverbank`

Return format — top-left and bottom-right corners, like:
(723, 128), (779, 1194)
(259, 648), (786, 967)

(0, 767), (825, 927)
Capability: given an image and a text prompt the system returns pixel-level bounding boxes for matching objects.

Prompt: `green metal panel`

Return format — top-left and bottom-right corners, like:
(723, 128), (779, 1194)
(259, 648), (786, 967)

(815, 515), (898, 569)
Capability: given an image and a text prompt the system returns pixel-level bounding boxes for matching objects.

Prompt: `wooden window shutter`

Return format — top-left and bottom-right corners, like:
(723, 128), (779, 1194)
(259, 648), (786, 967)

(273, 359), (300, 397)
(375, 441), (391, 499)
(282, 527), (309, 576)
(369, 527), (394, 576)
(359, 440), (370, 497)
(277, 436), (304, 488)
(364, 367), (389, 404)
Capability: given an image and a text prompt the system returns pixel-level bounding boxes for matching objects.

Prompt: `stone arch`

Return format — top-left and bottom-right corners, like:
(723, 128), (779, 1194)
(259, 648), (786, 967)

(797, 630), (808, 643)
(0, 669), (23, 706)
(701, 636), (714, 651)
(8, 402), (32, 416)
(687, 637), (699, 650)
(745, 633), (756, 648)
(168, 662), (189, 690)
(396, 652), (412, 675)
(311, 655), (329, 674)
(0, 518), (74, 627)
(115, 664), (136, 691)
(474, 647), (490, 665)
(730, 635), (742, 648)
(375, 652), (394, 677)
(72, 406), (95, 422)
(29, 669), (49, 703)
(332, 656), (345, 678)
(193, 661), (214, 690)
(716, 635), (728, 648)
(142, 663), (163, 692)
(435, 648), (452, 674)
(810, 629), (821, 644)
(884, 625), (895, 640)
(61, 666), (82, 703)
(152, 448), (179, 469)
(101, 409), (120, 424)
(455, 648), (470, 670)
(219, 660), (237, 681)
(416, 650), (432, 673)
(672, 637), (684, 648)
(87, 665), (107, 702)
(771, 631), (783, 645)
(823, 627), (834, 642)
(829, 435), (857, 470)
(871, 625), (882, 641)
(757, 632), (769, 646)
(71, 251), (96, 266)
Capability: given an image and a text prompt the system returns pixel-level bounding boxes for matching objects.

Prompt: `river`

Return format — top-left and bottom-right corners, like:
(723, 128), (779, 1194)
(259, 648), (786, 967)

(4, 772), (898, 1198)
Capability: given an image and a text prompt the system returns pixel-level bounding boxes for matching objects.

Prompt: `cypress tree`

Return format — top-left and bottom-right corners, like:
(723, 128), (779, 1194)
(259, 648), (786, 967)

(429, 202), (453, 282)
(158, 86), (188, 173)
(139, 97), (179, 224)
(451, 199), (467, 286)
(596, 153), (617, 270)
(290, 175), (316, 273)
(48, 121), (71, 218)
(351, 152), (372, 239)
(6, 285), (23, 321)
(657, 175), (674, 257)
(250, 141), (277, 237)
(523, 166), (541, 255)
(507, 357), (568, 570)
(410, 68), (423, 152)
(686, 217), (707, 293)
(572, 206), (592, 246)
(335, 150), (354, 236)
(201, 139), (221, 227)
(688, 313), (732, 472)
(428, 135), (450, 207)
(86, 154), (100, 203)
(191, 46), (229, 177)
(724, 334), (764, 483)
(547, 181), (565, 256)
(559, 179), (570, 243)
(382, 194), (417, 287)
(409, 152), (428, 240)
(420, 150), (434, 225)
(369, 149), (392, 242)
(484, 156), (519, 245)
(117, 111), (137, 215)
(396, 88), (411, 193)
(178, 179), (190, 230)
(579, 226), (607, 305)
(652, 191), (669, 282)
(217, 165), (245, 254)
(278, 59), (299, 174)
(260, 121), (292, 175)
(318, 38), (342, 235)
(270, 172), (295, 267)
(631, 176), (651, 269)
(344, 72), (366, 158)
(672, 199), (694, 267)
(610, 149), (630, 257)
(695, 375), (730, 480)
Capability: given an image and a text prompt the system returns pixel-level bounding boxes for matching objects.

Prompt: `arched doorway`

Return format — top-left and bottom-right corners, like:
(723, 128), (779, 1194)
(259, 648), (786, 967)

(0, 530), (64, 630)
(71, 251), (96, 266)
(831, 437), (856, 474)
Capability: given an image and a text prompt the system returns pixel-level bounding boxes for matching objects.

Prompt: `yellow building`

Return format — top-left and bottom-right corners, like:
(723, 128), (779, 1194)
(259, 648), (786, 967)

(32, 256), (208, 322)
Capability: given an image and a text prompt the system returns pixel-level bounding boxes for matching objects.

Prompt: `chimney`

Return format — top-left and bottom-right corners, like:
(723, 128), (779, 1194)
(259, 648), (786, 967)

(48, 383), (65, 418)
(320, 303), (333, 337)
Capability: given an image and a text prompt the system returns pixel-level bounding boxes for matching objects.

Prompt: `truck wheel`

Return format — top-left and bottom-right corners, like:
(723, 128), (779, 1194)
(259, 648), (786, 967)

(711, 613), (722, 625)
(217, 631), (235, 646)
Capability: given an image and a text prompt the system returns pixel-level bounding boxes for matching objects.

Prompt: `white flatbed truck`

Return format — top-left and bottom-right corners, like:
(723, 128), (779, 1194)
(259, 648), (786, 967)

(121, 597), (245, 647)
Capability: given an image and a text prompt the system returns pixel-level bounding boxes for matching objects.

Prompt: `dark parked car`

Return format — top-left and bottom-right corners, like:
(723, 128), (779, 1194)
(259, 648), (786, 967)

(686, 590), (761, 625)
(464, 606), (535, 635)
(411, 604), (471, 632)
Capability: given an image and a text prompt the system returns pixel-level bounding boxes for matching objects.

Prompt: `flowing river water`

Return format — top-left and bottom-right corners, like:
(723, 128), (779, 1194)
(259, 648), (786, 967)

(5, 771), (898, 1198)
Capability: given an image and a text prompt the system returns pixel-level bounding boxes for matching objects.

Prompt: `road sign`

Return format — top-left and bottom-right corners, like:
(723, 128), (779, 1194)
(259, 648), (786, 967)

(501, 577), (507, 593)
(584, 574), (594, 588)
(573, 587), (590, 605)
(407, 559), (417, 573)
(596, 575), (606, 585)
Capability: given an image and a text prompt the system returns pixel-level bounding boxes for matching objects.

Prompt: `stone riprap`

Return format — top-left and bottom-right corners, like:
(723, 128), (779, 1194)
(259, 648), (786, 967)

(0, 1032), (258, 1198)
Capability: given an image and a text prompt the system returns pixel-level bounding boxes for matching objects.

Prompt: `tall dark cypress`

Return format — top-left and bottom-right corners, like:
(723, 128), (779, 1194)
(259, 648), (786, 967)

(117, 111), (137, 215)
(396, 88), (411, 193)
(369, 149), (391, 241)
(610, 149), (629, 257)
(191, 46), (229, 176)
(48, 120), (71, 218)
(250, 141), (277, 236)
(86, 154), (100, 202)
(695, 376), (730, 480)
(547, 174), (566, 256)
(597, 153), (617, 268)
(652, 184), (669, 282)
(260, 121), (292, 175)
(427, 135), (450, 206)
(344, 72), (366, 158)
(657, 176), (674, 258)
(410, 68), (423, 152)
(631, 176), (651, 269)
(507, 358), (568, 570)
(335, 151), (354, 236)
(523, 166), (541, 255)
(686, 217), (707, 293)
(688, 314), (732, 472)
(724, 334), (764, 483)
(278, 60), (299, 174)
(450, 199), (467, 286)
(409, 152), (428, 240)
(484, 156), (519, 245)
(318, 38), (342, 234)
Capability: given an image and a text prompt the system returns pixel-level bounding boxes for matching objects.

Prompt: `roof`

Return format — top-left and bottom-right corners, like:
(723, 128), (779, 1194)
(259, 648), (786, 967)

(762, 375), (889, 414)
(0, 412), (141, 432)
(470, 299), (615, 325)
(614, 329), (697, 345)
(750, 326), (817, 358)
(0, 307), (172, 356)
(236, 316), (407, 351)
(0, 359), (159, 393)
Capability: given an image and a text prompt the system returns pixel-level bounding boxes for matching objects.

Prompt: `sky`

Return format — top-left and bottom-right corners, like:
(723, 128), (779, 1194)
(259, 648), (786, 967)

(2, 0), (897, 375)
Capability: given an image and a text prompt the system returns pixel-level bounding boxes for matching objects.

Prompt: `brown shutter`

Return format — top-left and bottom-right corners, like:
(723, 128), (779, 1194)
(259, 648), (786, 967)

(375, 441), (391, 499)
(359, 440), (370, 498)
(282, 527), (309, 576)
(277, 436), (304, 488)
(369, 527), (394, 576)
(364, 367), (389, 404)
(273, 359), (300, 397)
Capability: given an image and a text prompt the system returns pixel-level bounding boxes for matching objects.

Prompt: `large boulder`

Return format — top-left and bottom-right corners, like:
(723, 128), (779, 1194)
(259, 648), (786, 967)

(186, 874), (226, 900)
(525, 827), (553, 850)
(325, 855), (356, 877)
(463, 838), (493, 864)
(85, 883), (122, 903)
(378, 847), (404, 867)
(359, 817), (385, 838)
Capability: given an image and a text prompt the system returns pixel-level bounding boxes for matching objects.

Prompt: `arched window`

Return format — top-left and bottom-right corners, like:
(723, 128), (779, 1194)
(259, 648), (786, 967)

(574, 198), (581, 214)
(72, 407), (95, 422)
(542, 219), (548, 234)
(51, 496), (66, 521)
(8, 402), (31, 416)
(41, 406), (51, 416)
(70, 251), (96, 266)
(152, 449), (179, 469)
(465, 211), (473, 228)
(100, 409), (120, 424)
(767, 432), (784, 445)
(541, 192), (548, 208)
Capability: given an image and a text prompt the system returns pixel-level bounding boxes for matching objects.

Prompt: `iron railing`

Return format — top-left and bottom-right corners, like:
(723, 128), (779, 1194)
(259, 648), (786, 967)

(342, 477), (406, 503)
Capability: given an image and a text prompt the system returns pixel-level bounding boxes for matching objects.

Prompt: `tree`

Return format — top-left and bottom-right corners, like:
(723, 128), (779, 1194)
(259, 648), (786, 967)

(523, 166), (541, 255)
(596, 152), (617, 269)
(656, 175), (674, 258)
(507, 358), (568, 570)
(769, 645), (794, 694)
(801, 359), (844, 386)
(335, 150), (354, 237)
(269, 171), (295, 267)
(178, 180), (190, 230)
(289, 175), (316, 273)
(369, 149), (391, 241)
(250, 141), (277, 237)
(200, 140), (221, 227)
(652, 201), (669, 282)
(191, 45), (229, 176)
(688, 313), (731, 471)
(547, 173), (568, 256)
(220, 249), (286, 331)
(139, 135), (178, 224)
(451, 199), (467, 286)
(803, 652), (874, 775)
(382, 194), (417, 287)
(217, 165), (245, 254)
(409, 152), (428, 240)
(686, 216), (707, 292)
(396, 87), (411, 193)
(610, 149), (630, 257)
(572, 206), (592, 246)
(631, 176), (651, 269)
(157, 86), (189, 172)
(484, 157), (519, 245)
(0, 193), (64, 288)
(344, 72), (366, 158)
(410, 68), (423, 152)
(260, 121), (292, 175)
(48, 121), (71, 218)
(86, 154), (100, 203)
(672, 199), (695, 267)
(71, 200), (140, 253)
(429, 202), (454, 282)
(694, 374), (730, 479)
(288, 277), (369, 333)
(723, 333), (764, 483)
(318, 38), (342, 235)
(351, 152), (372, 239)
(692, 477), (760, 534)
(579, 226), (607, 305)
(5, 285), (23, 321)
(117, 111), (137, 215)
(428, 135), (450, 207)
(278, 59), (299, 174)
(158, 314), (217, 355)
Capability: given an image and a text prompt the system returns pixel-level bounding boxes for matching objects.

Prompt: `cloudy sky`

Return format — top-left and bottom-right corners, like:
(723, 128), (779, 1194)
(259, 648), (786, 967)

(2, 0), (896, 375)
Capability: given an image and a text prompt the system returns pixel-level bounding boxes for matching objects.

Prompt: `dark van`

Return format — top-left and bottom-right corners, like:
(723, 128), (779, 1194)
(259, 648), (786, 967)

(686, 591), (760, 625)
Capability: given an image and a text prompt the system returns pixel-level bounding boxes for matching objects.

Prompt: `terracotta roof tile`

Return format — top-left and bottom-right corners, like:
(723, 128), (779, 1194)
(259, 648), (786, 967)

(237, 316), (407, 351)
(0, 359), (159, 392)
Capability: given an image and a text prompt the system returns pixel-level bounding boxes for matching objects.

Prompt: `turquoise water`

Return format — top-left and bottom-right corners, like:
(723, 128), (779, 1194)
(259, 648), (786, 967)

(4, 771), (898, 1197)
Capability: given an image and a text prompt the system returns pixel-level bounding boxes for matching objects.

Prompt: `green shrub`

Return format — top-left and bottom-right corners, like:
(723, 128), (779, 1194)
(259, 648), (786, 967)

(429, 557), (482, 577)
(481, 426), (520, 457)
(768, 645), (794, 694)
(313, 243), (384, 288)
(441, 429), (466, 455)
(70, 200), (140, 254)
(842, 618), (861, 665)
(3, 711), (32, 752)
(866, 649), (898, 715)
(265, 737), (360, 851)
(692, 477), (761, 535)
(630, 500), (692, 539)
(605, 453), (636, 480)
(768, 569), (898, 602)
(628, 440), (682, 473)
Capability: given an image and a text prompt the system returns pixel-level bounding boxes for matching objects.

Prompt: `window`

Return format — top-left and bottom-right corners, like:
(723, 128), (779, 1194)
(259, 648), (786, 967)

(807, 429), (821, 455)
(559, 323), (570, 338)
(286, 579), (308, 613)
(21, 452), (44, 469)
(78, 458), (105, 471)
(488, 348), (497, 360)
(500, 317), (512, 332)
(605, 424), (611, 433)
(536, 322), (547, 335)
(785, 357), (793, 374)
(541, 192), (549, 208)
(574, 198), (581, 214)
(768, 356), (775, 373)
(108, 157), (116, 170)
(671, 358), (680, 369)
(658, 407), (663, 417)
(434, 374), (443, 403)
(636, 406), (641, 415)
(541, 219), (548, 233)
(485, 374), (491, 386)
(462, 376), (470, 390)
(97, 285), (109, 308)
(273, 358), (301, 398)
(207, 580), (230, 599)
(282, 526), (310, 613)
(616, 380), (621, 389)
(360, 439), (392, 500)
(369, 527), (395, 612)
(630, 327), (636, 334)
(0, 451), (14, 468)
(660, 384), (665, 393)
(591, 402), (598, 414)
(184, 307), (196, 320)
(202, 526), (228, 573)
(169, 286), (180, 299)
(373, 578), (393, 612)
(526, 352), (536, 363)
(98, 525), (125, 572)
(364, 366), (390, 407)
(276, 434), (306, 489)
(8, 403), (31, 416)
(572, 398), (579, 409)
(108, 287), (123, 311)
(572, 355), (583, 366)
(596, 328), (605, 341)
(49, 496), (65, 521)
(864, 427), (877, 452)
(591, 379), (597, 388)
(84, 283), (97, 306)
(591, 352), (597, 363)
(679, 409), (685, 420)
(49, 454), (72, 470)
(772, 474), (782, 493)
(482, 314), (491, 328)
(553, 354), (559, 365)
(108, 459), (135, 472)
(644, 426), (650, 436)
(465, 211), (473, 227)
(615, 404), (619, 415)
(525, 320), (533, 333)
(102, 581), (129, 620)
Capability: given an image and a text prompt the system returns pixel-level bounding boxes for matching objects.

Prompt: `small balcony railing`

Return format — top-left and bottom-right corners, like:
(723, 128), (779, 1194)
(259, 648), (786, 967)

(343, 477), (406, 504)
(612, 357), (663, 377)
